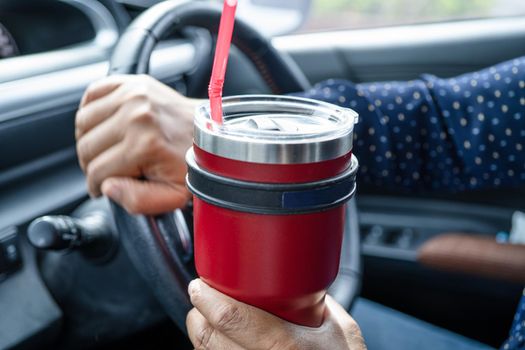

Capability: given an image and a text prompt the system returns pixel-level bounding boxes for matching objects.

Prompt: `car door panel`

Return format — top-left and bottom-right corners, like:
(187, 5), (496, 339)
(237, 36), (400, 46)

(358, 195), (522, 346)
(274, 17), (525, 83)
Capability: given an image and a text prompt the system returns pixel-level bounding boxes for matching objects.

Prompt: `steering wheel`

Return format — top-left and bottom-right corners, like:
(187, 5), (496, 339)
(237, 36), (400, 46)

(107, 0), (362, 332)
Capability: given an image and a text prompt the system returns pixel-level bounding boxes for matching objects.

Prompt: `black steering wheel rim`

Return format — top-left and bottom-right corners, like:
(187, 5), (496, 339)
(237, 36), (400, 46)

(107, 0), (361, 332)
(108, 0), (310, 94)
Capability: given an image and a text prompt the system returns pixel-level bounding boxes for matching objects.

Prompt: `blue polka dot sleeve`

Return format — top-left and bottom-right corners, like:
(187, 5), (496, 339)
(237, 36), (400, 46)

(501, 291), (525, 350)
(294, 57), (525, 192)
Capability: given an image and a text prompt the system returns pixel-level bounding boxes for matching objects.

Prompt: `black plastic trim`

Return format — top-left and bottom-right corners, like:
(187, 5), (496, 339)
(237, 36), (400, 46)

(186, 150), (358, 214)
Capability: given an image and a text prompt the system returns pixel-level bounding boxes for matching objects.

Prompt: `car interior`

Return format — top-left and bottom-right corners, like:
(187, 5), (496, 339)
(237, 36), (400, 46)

(1, 0), (524, 349)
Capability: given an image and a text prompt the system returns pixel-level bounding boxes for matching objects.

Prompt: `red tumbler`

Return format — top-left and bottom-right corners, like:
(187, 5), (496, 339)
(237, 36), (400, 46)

(186, 95), (358, 327)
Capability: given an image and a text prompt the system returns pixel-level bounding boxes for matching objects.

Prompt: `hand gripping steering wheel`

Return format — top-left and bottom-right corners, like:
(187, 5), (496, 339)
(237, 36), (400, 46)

(107, 0), (362, 332)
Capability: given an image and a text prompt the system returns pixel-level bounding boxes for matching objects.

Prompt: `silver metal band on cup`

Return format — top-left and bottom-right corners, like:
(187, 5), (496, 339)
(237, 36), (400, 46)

(195, 129), (354, 164)
(194, 95), (357, 164)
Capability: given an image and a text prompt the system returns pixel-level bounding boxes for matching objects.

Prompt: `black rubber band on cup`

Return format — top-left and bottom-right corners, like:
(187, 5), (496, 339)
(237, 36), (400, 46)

(186, 149), (359, 215)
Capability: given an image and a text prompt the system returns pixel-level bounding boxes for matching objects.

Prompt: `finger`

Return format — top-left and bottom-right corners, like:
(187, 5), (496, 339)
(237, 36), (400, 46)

(101, 177), (190, 214)
(76, 97), (145, 171)
(186, 308), (243, 350)
(76, 84), (131, 139)
(85, 142), (141, 197)
(324, 295), (366, 349)
(325, 295), (353, 321)
(76, 112), (122, 172)
(188, 279), (292, 348)
(80, 75), (131, 107)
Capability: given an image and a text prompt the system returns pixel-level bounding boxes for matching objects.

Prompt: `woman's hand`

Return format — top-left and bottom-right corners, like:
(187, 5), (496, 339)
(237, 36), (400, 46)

(186, 279), (367, 350)
(75, 74), (200, 214)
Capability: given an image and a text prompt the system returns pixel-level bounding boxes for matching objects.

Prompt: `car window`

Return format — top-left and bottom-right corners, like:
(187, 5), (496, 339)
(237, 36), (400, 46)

(300, 0), (525, 33)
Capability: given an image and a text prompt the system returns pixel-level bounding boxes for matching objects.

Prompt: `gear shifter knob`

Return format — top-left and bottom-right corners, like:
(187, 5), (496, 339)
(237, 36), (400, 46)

(28, 212), (116, 261)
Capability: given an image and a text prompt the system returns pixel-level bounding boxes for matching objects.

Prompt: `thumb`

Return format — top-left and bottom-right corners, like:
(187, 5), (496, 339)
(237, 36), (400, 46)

(101, 177), (191, 215)
(188, 279), (293, 349)
(323, 295), (366, 349)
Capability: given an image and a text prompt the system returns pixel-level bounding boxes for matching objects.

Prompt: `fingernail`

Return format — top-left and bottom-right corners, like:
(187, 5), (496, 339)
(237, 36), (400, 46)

(103, 181), (122, 201)
(188, 279), (200, 297)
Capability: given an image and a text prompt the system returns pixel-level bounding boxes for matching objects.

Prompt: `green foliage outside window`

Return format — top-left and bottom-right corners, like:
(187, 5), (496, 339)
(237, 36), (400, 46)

(304, 0), (516, 32)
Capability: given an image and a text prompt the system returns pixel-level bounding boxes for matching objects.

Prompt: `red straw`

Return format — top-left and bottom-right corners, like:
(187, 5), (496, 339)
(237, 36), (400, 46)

(209, 0), (238, 124)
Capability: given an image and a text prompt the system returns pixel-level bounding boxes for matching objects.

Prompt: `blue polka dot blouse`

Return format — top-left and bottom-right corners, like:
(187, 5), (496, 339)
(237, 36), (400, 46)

(295, 57), (525, 193)
(503, 291), (525, 350)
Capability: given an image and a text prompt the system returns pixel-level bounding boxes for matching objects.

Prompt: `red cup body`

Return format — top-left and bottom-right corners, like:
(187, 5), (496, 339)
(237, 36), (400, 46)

(193, 144), (353, 184)
(191, 147), (351, 327)
(194, 198), (345, 327)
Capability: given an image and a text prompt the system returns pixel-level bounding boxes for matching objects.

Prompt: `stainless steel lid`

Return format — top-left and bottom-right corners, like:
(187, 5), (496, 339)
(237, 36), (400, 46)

(194, 95), (358, 164)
